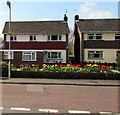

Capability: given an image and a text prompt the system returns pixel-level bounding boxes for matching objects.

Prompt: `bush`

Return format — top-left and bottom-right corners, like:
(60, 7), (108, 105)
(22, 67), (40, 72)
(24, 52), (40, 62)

(20, 66), (31, 71)
(116, 56), (120, 70)
(31, 67), (40, 71)
(116, 56), (120, 65)
(0, 62), (8, 71)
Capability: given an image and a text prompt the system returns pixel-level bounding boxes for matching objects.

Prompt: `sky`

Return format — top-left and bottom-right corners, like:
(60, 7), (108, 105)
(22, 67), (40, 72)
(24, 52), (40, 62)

(0, 0), (119, 37)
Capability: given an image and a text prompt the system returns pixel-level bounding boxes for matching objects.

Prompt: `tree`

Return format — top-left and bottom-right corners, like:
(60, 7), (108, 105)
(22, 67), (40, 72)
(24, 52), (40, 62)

(68, 28), (74, 57)
(116, 56), (120, 70)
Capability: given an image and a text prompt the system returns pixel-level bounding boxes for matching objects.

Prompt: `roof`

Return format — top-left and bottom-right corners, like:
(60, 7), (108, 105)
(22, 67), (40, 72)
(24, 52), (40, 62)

(76, 19), (120, 32)
(2, 20), (69, 35)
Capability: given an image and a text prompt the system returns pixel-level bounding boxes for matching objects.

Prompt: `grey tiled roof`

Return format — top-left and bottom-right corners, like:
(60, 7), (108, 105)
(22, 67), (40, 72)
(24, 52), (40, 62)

(3, 21), (69, 35)
(77, 19), (120, 32)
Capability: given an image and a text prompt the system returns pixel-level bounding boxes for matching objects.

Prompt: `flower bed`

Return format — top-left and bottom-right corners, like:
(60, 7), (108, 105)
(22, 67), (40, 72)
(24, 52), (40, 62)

(1, 62), (120, 79)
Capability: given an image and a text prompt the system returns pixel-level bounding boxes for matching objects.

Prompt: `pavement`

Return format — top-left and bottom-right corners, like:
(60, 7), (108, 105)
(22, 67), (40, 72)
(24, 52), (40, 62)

(0, 77), (120, 86)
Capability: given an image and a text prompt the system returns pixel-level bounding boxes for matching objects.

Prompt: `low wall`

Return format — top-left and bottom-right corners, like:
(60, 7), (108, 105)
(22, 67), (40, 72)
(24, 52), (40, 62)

(6, 71), (120, 80)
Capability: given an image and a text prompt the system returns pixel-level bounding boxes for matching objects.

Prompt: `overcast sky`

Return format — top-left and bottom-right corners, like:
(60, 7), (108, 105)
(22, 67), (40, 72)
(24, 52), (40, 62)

(0, 1), (119, 37)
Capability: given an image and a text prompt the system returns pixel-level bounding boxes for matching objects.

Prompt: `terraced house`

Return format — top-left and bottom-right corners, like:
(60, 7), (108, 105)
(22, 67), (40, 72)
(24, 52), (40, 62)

(74, 15), (120, 64)
(2, 15), (70, 67)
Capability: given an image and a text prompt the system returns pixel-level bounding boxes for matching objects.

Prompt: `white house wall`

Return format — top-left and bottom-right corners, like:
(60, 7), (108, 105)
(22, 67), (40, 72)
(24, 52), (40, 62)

(6, 35), (66, 42)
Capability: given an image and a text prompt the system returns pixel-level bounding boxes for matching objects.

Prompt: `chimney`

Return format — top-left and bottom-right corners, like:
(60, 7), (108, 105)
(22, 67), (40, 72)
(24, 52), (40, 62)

(75, 15), (79, 21)
(64, 14), (68, 22)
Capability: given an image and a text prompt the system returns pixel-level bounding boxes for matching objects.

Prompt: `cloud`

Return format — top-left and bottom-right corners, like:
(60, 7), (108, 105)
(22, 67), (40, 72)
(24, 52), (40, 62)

(87, 11), (113, 18)
(79, 2), (113, 19)
(80, 2), (96, 13)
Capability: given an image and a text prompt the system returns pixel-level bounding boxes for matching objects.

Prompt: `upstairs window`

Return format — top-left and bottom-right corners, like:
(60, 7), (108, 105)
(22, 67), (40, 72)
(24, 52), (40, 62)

(48, 35), (62, 41)
(47, 52), (61, 59)
(88, 34), (102, 40)
(4, 51), (13, 59)
(115, 34), (120, 40)
(30, 35), (36, 41)
(88, 51), (103, 59)
(10, 35), (17, 41)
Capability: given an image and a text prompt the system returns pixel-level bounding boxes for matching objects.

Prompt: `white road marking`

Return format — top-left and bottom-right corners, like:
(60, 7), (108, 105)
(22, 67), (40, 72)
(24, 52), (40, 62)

(0, 107), (3, 110)
(68, 110), (90, 114)
(99, 112), (113, 114)
(11, 107), (31, 111)
(38, 108), (59, 113)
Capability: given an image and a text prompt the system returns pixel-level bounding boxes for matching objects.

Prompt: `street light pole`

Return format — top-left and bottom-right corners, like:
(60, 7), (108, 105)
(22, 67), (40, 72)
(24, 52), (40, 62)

(6, 0), (11, 78)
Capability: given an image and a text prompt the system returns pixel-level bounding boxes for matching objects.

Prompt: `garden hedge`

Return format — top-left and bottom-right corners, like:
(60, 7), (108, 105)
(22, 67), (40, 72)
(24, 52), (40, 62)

(2, 71), (120, 80)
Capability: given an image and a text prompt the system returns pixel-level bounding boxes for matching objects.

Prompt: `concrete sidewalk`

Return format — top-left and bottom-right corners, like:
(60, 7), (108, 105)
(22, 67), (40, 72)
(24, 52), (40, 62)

(0, 77), (120, 86)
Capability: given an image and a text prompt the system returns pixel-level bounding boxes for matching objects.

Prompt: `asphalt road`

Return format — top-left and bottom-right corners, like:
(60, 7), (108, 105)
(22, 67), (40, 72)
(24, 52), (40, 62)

(1, 84), (120, 114)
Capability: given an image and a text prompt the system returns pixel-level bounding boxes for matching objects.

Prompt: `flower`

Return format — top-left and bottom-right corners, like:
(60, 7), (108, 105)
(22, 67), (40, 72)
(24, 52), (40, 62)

(50, 65), (55, 68)
(60, 64), (66, 67)
(35, 64), (39, 67)
(19, 64), (24, 67)
(101, 65), (109, 68)
(42, 64), (47, 68)
(92, 64), (99, 67)
(32, 64), (35, 66)
(25, 64), (29, 66)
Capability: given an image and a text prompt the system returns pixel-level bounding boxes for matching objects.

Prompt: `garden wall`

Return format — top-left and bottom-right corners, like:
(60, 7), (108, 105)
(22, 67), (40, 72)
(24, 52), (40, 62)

(6, 71), (120, 80)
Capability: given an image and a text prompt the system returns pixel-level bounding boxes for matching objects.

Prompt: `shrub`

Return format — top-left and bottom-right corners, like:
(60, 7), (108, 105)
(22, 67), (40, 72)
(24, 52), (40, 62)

(116, 56), (120, 70)
(31, 67), (40, 71)
(20, 66), (31, 71)
(11, 66), (17, 71)
(0, 62), (8, 71)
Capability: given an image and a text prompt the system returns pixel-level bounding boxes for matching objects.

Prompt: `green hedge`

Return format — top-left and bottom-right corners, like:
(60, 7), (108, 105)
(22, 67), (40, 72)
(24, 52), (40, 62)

(10, 71), (120, 80)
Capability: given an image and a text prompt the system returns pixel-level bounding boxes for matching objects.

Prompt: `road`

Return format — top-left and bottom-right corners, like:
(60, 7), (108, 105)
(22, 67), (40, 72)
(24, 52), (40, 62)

(1, 83), (120, 114)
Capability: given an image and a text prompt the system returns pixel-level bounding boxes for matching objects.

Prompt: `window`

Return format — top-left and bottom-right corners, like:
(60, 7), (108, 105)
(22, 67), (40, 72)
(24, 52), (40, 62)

(22, 52), (36, 61)
(88, 34), (102, 40)
(116, 51), (120, 56)
(11, 35), (17, 41)
(115, 34), (120, 40)
(88, 51), (103, 59)
(47, 52), (61, 59)
(30, 35), (36, 41)
(4, 51), (13, 59)
(48, 35), (62, 41)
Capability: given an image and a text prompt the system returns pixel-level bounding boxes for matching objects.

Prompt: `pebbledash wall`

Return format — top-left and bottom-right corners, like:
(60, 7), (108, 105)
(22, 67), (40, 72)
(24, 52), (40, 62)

(84, 33), (120, 63)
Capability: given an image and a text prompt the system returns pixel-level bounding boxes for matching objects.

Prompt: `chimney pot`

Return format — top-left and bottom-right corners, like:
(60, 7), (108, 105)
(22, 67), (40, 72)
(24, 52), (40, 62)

(64, 14), (68, 22)
(75, 15), (79, 21)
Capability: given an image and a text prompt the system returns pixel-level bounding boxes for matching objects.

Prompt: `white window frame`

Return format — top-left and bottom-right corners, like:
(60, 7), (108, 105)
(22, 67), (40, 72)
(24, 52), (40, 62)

(30, 35), (36, 41)
(22, 52), (36, 61)
(115, 34), (120, 40)
(88, 34), (103, 40)
(47, 35), (62, 41)
(88, 51), (104, 59)
(47, 52), (62, 59)
(11, 35), (17, 41)
(4, 51), (13, 59)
